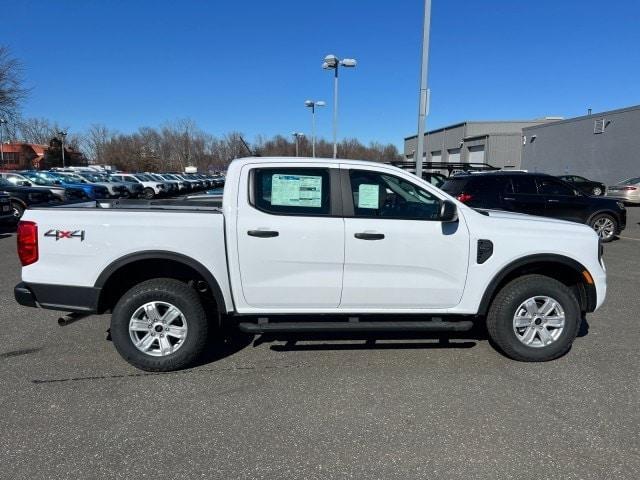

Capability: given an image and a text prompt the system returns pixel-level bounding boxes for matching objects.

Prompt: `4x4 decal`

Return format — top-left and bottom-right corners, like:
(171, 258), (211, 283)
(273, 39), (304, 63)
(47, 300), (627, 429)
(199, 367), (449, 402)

(44, 229), (85, 241)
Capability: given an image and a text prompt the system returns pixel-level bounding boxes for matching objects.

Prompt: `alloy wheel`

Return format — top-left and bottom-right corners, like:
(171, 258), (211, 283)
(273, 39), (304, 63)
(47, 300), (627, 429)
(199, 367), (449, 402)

(512, 296), (565, 348)
(129, 301), (188, 357)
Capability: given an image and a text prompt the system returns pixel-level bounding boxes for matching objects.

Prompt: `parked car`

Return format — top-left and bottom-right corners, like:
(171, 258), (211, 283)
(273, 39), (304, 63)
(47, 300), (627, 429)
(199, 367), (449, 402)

(1, 172), (88, 202)
(104, 174), (144, 198)
(110, 174), (167, 199)
(557, 175), (606, 196)
(75, 172), (137, 198)
(158, 174), (190, 192)
(0, 192), (12, 223)
(30, 171), (111, 200)
(146, 173), (180, 194)
(441, 171), (626, 242)
(16, 157), (606, 371)
(171, 173), (204, 190)
(605, 177), (640, 205)
(0, 177), (57, 221)
(57, 172), (128, 198)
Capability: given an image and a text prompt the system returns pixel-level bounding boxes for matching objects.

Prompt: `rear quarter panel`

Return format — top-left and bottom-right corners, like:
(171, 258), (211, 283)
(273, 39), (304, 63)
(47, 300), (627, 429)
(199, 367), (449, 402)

(20, 208), (233, 310)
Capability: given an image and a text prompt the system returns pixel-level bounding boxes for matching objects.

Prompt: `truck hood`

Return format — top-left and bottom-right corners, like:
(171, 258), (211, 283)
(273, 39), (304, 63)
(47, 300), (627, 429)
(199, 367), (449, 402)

(475, 209), (594, 232)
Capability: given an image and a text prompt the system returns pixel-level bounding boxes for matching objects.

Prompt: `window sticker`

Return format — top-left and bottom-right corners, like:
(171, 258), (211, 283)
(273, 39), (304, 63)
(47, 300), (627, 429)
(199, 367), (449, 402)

(358, 184), (379, 209)
(271, 174), (322, 207)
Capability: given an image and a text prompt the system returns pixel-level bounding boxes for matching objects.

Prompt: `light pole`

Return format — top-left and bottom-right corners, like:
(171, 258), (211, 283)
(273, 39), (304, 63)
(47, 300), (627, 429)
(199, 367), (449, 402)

(0, 118), (6, 168)
(414, 0), (432, 179)
(304, 100), (325, 158)
(322, 55), (356, 159)
(291, 132), (305, 157)
(58, 130), (67, 167)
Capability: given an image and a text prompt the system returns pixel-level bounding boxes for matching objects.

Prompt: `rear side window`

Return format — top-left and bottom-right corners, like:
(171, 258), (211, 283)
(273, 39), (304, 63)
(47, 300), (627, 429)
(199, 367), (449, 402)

(441, 178), (469, 194)
(253, 168), (330, 215)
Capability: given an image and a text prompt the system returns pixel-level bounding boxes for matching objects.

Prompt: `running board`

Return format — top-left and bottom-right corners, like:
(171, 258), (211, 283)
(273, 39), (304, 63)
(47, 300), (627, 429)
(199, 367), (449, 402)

(238, 320), (473, 334)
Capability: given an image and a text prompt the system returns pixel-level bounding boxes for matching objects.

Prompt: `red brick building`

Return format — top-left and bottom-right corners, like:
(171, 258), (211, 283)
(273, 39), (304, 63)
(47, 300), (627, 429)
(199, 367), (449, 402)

(0, 143), (47, 170)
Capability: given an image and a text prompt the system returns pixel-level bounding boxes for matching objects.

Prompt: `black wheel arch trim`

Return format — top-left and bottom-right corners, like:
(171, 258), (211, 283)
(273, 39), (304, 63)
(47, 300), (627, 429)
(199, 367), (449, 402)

(478, 253), (597, 316)
(94, 250), (228, 313)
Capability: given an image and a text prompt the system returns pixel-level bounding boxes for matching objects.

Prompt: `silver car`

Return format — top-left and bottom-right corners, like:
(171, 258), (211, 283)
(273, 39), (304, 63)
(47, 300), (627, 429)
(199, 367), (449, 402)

(606, 177), (640, 204)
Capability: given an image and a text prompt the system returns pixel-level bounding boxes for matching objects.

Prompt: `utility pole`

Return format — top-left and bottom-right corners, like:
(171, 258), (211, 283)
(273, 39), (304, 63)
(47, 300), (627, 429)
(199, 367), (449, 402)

(305, 100), (325, 158)
(0, 118), (6, 168)
(414, 0), (432, 180)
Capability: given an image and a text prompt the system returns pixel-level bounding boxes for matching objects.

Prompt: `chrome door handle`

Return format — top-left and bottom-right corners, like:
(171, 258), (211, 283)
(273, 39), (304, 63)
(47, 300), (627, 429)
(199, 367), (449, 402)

(547, 199), (560, 203)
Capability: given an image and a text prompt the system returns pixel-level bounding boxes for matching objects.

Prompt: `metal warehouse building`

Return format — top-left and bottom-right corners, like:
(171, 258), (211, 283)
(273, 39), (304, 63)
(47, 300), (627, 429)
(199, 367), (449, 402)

(522, 105), (640, 185)
(404, 119), (557, 169)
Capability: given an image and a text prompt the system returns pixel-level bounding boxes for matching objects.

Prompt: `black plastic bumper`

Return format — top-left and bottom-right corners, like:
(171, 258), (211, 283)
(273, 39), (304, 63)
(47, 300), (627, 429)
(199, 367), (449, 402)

(15, 282), (101, 313)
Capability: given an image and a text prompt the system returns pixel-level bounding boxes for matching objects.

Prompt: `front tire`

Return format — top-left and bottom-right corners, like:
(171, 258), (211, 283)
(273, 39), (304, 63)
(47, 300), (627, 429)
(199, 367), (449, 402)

(589, 213), (617, 242)
(486, 275), (580, 362)
(111, 278), (209, 371)
(142, 187), (155, 200)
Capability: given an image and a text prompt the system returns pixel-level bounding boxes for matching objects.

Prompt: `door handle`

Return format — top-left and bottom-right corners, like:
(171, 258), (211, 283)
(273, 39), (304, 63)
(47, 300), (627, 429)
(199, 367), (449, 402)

(547, 199), (560, 203)
(354, 232), (385, 240)
(247, 230), (279, 238)
(503, 197), (515, 201)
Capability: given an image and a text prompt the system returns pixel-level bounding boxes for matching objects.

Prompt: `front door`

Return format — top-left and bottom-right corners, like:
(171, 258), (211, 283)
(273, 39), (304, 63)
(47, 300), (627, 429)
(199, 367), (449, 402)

(340, 167), (470, 310)
(536, 177), (589, 223)
(236, 165), (344, 309)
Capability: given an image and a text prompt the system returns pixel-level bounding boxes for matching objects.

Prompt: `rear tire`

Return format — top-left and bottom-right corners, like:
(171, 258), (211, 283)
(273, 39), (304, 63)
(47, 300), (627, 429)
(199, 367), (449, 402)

(142, 187), (155, 200)
(486, 275), (580, 362)
(589, 213), (617, 242)
(111, 278), (209, 371)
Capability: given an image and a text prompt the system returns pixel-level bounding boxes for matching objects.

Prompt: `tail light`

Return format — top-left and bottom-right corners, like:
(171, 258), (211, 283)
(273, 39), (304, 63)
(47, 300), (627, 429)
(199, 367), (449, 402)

(622, 186), (638, 191)
(456, 192), (473, 203)
(17, 221), (38, 266)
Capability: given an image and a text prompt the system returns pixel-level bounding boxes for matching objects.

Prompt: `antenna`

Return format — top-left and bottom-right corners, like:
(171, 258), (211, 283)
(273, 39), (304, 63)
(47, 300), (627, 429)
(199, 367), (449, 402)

(239, 136), (259, 157)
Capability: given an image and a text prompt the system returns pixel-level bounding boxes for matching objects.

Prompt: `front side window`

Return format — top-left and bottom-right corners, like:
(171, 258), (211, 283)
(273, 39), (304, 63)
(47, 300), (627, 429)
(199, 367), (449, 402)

(253, 168), (330, 215)
(537, 177), (575, 196)
(349, 170), (440, 220)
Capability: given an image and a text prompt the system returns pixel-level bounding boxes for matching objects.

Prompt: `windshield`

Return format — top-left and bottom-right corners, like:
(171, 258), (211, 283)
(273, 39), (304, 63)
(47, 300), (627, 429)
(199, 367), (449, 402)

(135, 174), (151, 181)
(618, 177), (640, 185)
(21, 174), (51, 186)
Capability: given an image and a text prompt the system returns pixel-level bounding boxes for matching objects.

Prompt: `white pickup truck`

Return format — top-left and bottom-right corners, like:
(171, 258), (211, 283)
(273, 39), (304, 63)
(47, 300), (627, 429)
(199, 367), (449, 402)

(15, 157), (606, 371)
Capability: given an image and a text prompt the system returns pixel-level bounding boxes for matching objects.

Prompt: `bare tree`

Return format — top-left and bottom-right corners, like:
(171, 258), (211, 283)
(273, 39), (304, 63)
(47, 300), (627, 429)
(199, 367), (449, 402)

(0, 46), (29, 122)
(16, 117), (65, 145)
(81, 124), (113, 163)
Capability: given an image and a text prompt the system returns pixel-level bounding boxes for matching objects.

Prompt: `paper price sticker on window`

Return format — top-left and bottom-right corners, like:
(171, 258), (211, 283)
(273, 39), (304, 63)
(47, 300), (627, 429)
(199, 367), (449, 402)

(358, 184), (379, 209)
(271, 174), (322, 207)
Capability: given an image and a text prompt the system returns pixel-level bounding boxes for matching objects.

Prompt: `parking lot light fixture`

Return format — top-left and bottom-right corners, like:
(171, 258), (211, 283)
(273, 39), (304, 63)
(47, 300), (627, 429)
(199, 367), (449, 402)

(292, 132), (305, 157)
(323, 54), (357, 159)
(58, 130), (68, 167)
(304, 100), (325, 158)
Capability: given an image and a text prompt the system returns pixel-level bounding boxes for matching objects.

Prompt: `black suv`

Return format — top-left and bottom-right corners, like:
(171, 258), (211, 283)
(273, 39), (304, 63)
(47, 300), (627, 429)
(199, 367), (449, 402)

(442, 172), (626, 242)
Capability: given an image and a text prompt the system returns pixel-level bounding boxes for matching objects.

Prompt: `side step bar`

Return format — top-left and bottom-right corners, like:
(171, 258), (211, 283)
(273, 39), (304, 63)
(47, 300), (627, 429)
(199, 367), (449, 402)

(238, 320), (473, 334)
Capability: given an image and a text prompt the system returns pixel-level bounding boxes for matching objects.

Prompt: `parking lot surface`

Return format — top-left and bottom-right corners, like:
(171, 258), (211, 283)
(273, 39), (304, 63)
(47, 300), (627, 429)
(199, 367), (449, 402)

(1, 209), (639, 480)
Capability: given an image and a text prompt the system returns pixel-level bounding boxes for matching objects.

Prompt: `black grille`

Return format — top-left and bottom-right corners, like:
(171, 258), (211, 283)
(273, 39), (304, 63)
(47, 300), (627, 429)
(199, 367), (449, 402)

(477, 240), (493, 264)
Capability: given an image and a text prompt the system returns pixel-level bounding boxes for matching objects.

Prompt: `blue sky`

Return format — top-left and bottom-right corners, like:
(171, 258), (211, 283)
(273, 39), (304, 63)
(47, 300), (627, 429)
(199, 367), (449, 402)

(5, 0), (640, 148)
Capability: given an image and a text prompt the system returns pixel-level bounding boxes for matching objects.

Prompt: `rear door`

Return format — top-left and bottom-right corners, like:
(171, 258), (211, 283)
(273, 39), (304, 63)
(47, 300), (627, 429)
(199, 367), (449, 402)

(340, 166), (469, 309)
(235, 163), (344, 308)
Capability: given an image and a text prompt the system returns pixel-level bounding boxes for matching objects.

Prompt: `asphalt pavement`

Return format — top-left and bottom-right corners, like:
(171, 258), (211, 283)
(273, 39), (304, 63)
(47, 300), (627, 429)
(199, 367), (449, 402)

(0, 208), (639, 479)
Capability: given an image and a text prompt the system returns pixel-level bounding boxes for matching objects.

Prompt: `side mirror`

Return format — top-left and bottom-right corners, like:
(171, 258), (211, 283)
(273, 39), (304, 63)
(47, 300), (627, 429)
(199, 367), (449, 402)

(20, 181), (32, 187)
(439, 200), (458, 222)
